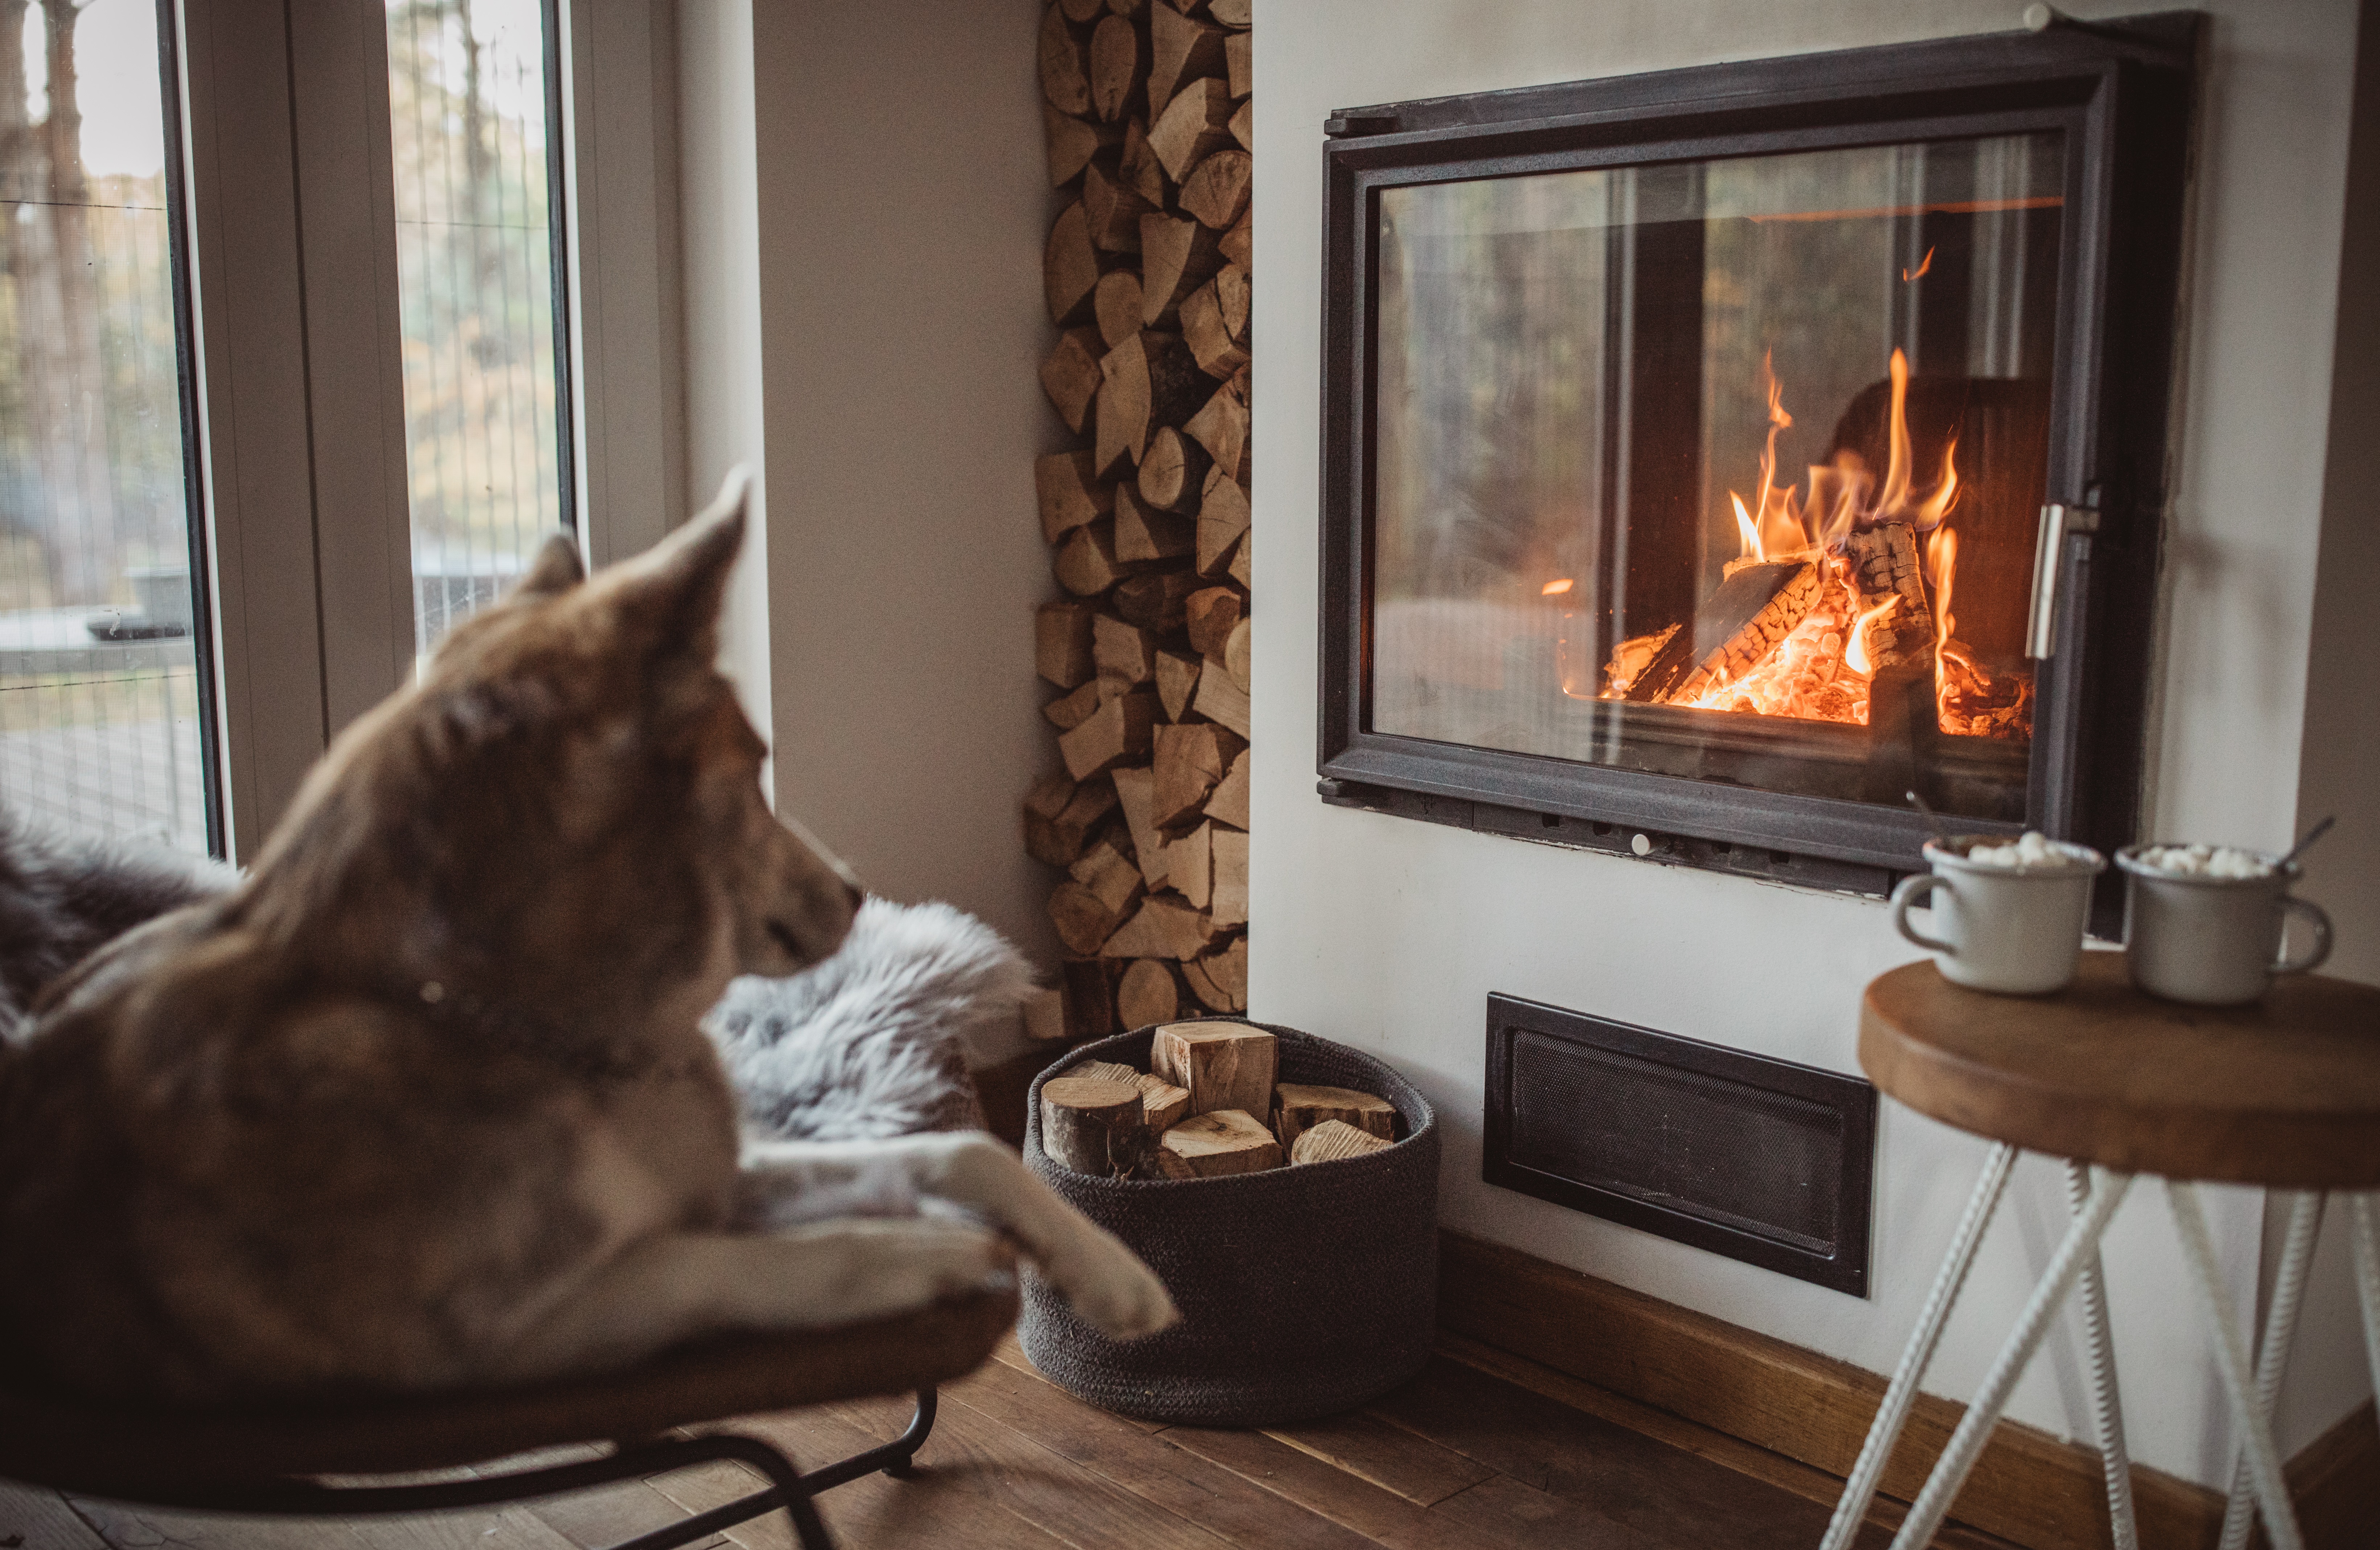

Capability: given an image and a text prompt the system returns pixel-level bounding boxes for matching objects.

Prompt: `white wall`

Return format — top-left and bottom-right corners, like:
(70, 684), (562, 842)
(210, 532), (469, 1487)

(1249, 0), (2371, 1488)
(679, 0), (1059, 962)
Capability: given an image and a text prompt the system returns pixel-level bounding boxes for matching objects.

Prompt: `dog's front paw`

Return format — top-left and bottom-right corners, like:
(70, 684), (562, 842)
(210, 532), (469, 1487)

(1048, 1226), (1178, 1340)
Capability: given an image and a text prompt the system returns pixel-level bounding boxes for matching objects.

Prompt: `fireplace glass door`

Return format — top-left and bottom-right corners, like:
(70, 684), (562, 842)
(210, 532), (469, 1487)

(1369, 133), (2062, 822)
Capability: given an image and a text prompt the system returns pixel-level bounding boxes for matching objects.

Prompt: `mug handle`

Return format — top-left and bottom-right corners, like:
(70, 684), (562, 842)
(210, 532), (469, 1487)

(2273, 896), (2333, 975)
(1891, 873), (1956, 954)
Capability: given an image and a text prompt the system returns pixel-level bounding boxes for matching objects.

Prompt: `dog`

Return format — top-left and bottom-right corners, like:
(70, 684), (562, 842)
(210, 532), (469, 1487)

(0, 470), (1175, 1403)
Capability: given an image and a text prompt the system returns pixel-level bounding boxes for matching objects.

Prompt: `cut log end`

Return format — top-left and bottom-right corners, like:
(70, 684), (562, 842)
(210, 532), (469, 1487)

(1290, 1119), (1392, 1165)
(1041, 1077), (1147, 1177)
(1159, 1107), (1282, 1176)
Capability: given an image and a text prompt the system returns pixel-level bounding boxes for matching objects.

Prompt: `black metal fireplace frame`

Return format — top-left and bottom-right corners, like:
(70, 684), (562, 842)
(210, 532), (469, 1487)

(1317, 13), (2201, 912)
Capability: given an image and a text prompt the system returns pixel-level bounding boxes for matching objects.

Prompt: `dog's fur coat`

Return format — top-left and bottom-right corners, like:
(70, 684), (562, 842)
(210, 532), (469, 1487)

(0, 473), (1173, 1403)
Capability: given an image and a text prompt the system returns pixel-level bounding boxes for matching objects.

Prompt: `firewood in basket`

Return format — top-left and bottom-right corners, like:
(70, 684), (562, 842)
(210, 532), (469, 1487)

(1043, 679), (1102, 732)
(1272, 1084), (1396, 1155)
(1181, 149), (1251, 231)
(1156, 649), (1203, 721)
(1039, 4), (1093, 116)
(1115, 570), (1202, 634)
(1140, 426), (1213, 513)
(1043, 103), (1120, 189)
(1204, 748), (1249, 830)
(1627, 559), (1819, 705)
(1155, 720), (1244, 825)
(1291, 1120), (1392, 1166)
(1210, 827), (1247, 926)
(1044, 201), (1108, 328)
(1149, 5), (1225, 120)
(1225, 31), (1250, 98)
(1152, 1020), (1277, 1116)
(1141, 214), (1222, 328)
(1041, 1077), (1147, 1177)
(1183, 374), (1249, 483)
(1083, 161), (1151, 253)
(1059, 690), (1157, 780)
(1035, 600), (1097, 688)
(1103, 896), (1221, 961)
(1036, 449), (1113, 544)
(1120, 118), (1170, 207)
(1072, 1058), (1192, 1134)
(1181, 279), (1249, 379)
(1111, 766), (1168, 888)
(1040, 326), (1105, 436)
(1148, 78), (1233, 183)
(1094, 270), (1146, 351)
(1097, 331), (1206, 474)
(1118, 958), (1180, 1030)
(1088, 14), (1145, 123)
(1159, 1108), (1281, 1177)
(1115, 484), (1195, 562)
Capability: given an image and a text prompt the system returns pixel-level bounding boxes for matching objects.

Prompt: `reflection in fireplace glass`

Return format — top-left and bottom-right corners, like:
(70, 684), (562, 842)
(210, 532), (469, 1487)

(1371, 133), (2061, 820)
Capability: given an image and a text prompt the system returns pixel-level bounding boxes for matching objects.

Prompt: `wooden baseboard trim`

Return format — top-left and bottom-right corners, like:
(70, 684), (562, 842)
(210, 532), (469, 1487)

(1438, 1231), (2376, 1550)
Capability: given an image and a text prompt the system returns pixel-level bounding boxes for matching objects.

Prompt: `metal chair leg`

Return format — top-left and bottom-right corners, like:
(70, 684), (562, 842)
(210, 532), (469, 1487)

(1890, 1167), (2134, 1550)
(796, 1388), (939, 1492)
(2066, 1159), (2137, 1550)
(2170, 1180), (2303, 1550)
(2218, 1191), (2324, 1550)
(1820, 1142), (2017, 1550)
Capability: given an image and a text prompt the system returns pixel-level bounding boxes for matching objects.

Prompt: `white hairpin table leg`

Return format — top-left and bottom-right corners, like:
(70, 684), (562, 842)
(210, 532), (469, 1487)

(1891, 1167), (2134, 1550)
(2350, 1193), (2380, 1413)
(2067, 1159), (2137, 1550)
(2169, 1180), (2303, 1550)
(1819, 1142), (2017, 1550)
(2218, 1190), (2324, 1550)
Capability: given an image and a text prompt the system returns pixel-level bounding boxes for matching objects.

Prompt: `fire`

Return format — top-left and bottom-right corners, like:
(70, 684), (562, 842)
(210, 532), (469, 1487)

(1607, 346), (2031, 740)
(1541, 578), (1574, 595)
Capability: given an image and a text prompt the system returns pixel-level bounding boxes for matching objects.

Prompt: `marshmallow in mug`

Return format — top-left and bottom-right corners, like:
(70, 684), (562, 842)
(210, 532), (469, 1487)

(2134, 842), (2274, 880)
(1961, 831), (2091, 872)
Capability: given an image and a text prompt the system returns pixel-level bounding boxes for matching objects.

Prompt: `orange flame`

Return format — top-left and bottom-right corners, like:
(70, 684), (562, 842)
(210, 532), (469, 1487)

(1902, 246), (1935, 282)
(1844, 596), (1900, 677)
(1927, 527), (1958, 650)
(1541, 578), (1574, 596)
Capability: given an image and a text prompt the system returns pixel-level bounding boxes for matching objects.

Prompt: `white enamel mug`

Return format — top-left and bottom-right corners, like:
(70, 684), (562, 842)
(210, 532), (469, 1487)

(1890, 837), (2106, 995)
(2115, 846), (2332, 1006)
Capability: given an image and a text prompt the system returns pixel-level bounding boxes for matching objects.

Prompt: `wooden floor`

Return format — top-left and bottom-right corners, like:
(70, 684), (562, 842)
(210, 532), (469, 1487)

(0, 1332), (2014, 1550)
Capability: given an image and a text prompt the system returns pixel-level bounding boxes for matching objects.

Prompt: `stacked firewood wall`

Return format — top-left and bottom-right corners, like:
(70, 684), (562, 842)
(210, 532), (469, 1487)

(1022, 0), (1251, 1042)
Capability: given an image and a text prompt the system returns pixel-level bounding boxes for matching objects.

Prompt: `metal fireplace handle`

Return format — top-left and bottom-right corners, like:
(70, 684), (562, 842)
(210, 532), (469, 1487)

(2026, 503), (2100, 659)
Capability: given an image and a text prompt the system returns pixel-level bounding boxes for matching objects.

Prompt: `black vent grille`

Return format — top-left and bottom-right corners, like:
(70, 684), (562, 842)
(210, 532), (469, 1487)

(1485, 995), (1876, 1294)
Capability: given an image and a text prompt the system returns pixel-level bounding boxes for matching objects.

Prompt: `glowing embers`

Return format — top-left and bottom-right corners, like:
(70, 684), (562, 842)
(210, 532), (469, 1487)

(1598, 348), (2031, 740)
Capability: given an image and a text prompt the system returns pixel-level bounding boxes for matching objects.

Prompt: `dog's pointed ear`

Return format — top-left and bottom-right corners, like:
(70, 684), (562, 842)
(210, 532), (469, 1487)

(613, 465), (750, 655)
(515, 533), (586, 599)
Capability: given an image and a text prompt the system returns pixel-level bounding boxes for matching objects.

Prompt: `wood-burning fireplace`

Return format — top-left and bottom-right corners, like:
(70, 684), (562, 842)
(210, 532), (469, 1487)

(1317, 13), (2199, 920)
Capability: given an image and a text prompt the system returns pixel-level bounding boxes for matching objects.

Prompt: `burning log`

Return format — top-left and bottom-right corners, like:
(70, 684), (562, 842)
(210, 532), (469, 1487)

(1628, 560), (1821, 705)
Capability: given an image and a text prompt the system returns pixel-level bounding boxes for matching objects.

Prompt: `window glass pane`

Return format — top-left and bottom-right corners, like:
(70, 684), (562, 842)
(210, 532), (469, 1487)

(1371, 133), (2061, 821)
(385, 0), (568, 661)
(0, 0), (212, 855)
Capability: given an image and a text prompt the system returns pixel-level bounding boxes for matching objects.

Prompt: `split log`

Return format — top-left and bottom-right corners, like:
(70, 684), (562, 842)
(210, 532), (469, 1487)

(1155, 720), (1245, 825)
(1044, 201), (1106, 326)
(1148, 5), (1226, 119)
(1148, 78), (1234, 182)
(1139, 425), (1212, 512)
(1631, 559), (1822, 705)
(1118, 958), (1179, 1029)
(1192, 665), (1250, 738)
(1070, 835), (1146, 913)
(1181, 149), (1251, 230)
(1180, 955), (1227, 1013)
(1183, 373), (1249, 482)
(1043, 103), (1120, 188)
(1043, 679), (1102, 731)
(1022, 986), (1069, 1042)
(1197, 466), (1249, 575)
(1119, 118), (1170, 207)
(1093, 270), (1146, 350)
(1110, 765), (1168, 887)
(1083, 161), (1152, 252)
(1134, 1074), (1191, 1133)
(1228, 98), (1251, 153)
(1106, 0), (1146, 15)
(1036, 449), (1113, 543)
(1152, 1020), (1277, 1116)
(1210, 826), (1247, 926)
(1048, 877), (1129, 954)
(1228, 526), (1251, 589)
(1164, 820), (1213, 908)
(1156, 649), (1202, 721)
(1073, 1058), (1142, 1085)
(1057, 0), (1106, 20)
(1096, 331), (1206, 474)
(1225, 31), (1250, 98)
(1272, 1082), (1395, 1155)
(1059, 690), (1157, 780)
(1115, 570), (1202, 634)
(1104, 895), (1221, 961)
(1114, 484), (1195, 561)
(1061, 954), (1129, 1038)
(1844, 521), (1928, 613)
(1180, 279), (1248, 378)
(1181, 936), (1246, 1012)
(1216, 262), (1249, 341)
(1225, 615), (1250, 693)
(1039, 4), (1093, 116)
(1159, 1109), (1281, 1176)
(1140, 214), (1222, 326)
(1204, 748), (1249, 829)
(1055, 521), (1146, 594)
(1094, 613), (1158, 689)
(1219, 209), (1251, 270)
(1039, 326), (1104, 436)
(1291, 1119), (1391, 1165)
(1185, 584), (1243, 659)
(1024, 771), (1118, 867)
(1209, 0), (1250, 26)
(1088, 14), (1145, 122)
(1035, 600), (1097, 687)
(1041, 1077), (1146, 1177)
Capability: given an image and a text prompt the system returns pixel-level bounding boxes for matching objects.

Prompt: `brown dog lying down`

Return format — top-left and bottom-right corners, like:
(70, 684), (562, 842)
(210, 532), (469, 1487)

(0, 471), (1175, 1404)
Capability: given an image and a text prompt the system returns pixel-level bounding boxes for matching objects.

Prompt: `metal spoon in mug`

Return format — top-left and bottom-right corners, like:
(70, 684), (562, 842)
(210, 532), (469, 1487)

(2279, 814), (2335, 869)
(1906, 790), (1954, 847)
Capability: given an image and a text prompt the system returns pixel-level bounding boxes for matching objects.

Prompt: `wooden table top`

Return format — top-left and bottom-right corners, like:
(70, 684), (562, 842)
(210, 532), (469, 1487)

(1860, 953), (2380, 1187)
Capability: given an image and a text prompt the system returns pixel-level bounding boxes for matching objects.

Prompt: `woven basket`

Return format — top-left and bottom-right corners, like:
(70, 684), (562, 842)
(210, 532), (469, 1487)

(1019, 1019), (1439, 1426)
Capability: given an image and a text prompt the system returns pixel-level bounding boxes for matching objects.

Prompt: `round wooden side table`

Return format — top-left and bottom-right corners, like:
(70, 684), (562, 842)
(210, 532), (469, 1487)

(1821, 953), (2380, 1550)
